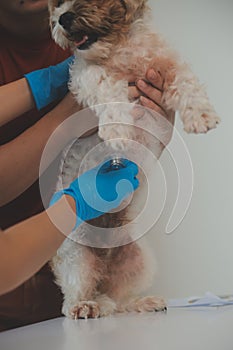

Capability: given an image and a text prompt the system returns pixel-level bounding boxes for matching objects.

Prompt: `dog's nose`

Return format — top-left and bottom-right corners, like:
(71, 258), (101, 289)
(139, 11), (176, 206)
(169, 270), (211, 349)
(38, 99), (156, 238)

(59, 12), (75, 30)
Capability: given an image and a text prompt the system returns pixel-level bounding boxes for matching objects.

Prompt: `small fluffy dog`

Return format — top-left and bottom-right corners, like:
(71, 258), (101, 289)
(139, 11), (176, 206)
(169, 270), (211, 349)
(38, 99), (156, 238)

(48, 0), (220, 319)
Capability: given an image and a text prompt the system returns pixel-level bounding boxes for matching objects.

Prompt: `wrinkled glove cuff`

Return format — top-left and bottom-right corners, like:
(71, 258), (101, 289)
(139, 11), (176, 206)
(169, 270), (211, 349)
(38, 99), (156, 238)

(25, 56), (74, 110)
(49, 188), (83, 231)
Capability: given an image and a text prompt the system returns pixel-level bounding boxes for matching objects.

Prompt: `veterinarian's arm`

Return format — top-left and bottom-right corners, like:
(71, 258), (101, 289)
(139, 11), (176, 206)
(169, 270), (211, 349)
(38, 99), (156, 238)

(0, 78), (35, 127)
(0, 57), (73, 127)
(0, 93), (81, 206)
(0, 160), (139, 295)
(0, 195), (75, 295)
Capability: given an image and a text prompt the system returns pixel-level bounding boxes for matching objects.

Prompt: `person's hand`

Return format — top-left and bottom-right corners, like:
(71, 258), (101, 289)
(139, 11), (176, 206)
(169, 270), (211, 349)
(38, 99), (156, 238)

(50, 159), (139, 229)
(25, 56), (74, 110)
(128, 68), (175, 146)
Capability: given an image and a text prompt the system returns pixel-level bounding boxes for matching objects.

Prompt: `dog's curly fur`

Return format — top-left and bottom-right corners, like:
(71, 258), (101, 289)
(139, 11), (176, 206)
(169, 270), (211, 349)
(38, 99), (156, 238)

(48, 0), (219, 319)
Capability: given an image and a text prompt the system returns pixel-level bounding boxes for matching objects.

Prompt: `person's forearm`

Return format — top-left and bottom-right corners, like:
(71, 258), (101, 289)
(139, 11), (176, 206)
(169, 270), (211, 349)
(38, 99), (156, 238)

(0, 78), (35, 127)
(0, 111), (62, 206)
(0, 195), (76, 296)
(0, 94), (82, 206)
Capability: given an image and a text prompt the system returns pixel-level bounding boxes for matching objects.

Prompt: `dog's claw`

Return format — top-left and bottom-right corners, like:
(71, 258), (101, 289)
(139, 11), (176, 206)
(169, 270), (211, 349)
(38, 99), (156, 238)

(70, 301), (100, 320)
(154, 307), (167, 312)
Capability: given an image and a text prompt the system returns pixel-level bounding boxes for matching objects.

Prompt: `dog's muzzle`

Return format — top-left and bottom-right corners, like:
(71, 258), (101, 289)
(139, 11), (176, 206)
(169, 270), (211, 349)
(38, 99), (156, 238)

(58, 11), (99, 50)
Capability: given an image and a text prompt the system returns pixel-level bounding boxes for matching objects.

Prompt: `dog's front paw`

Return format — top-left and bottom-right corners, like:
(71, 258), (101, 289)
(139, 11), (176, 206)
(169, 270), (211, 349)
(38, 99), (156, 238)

(184, 111), (220, 134)
(70, 301), (100, 320)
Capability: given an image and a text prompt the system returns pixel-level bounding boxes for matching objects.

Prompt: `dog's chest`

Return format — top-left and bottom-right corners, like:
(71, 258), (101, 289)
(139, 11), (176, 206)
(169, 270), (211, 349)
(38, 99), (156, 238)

(58, 133), (103, 188)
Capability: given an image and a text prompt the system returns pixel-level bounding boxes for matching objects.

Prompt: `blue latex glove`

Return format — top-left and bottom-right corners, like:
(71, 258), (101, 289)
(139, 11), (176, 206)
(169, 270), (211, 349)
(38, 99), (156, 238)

(25, 56), (74, 110)
(50, 159), (139, 229)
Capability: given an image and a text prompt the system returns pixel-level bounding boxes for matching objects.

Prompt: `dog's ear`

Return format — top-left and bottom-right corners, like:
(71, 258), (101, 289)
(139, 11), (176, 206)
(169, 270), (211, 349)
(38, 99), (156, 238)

(124, 0), (148, 23)
(48, 0), (55, 28)
(48, 0), (55, 13)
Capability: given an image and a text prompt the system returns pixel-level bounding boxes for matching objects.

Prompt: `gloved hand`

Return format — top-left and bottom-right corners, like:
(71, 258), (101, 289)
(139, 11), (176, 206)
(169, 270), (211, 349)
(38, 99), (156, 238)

(50, 159), (139, 229)
(25, 56), (74, 110)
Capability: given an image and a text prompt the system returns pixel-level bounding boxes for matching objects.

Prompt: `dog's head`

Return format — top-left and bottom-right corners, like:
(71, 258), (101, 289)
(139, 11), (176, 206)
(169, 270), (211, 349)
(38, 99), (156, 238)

(48, 0), (148, 52)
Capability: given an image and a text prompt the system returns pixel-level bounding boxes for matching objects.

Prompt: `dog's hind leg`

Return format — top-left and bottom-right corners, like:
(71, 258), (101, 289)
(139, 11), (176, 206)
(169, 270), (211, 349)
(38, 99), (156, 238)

(123, 296), (167, 313)
(99, 239), (166, 314)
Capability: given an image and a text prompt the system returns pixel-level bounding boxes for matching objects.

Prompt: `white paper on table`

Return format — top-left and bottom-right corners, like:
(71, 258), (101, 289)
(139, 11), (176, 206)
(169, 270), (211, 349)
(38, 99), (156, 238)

(168, 292), (233, 308)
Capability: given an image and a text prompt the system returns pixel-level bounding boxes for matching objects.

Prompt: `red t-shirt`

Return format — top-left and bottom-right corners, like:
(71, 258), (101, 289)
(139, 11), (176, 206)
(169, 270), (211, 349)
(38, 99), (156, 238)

(0, 28), (71, 228)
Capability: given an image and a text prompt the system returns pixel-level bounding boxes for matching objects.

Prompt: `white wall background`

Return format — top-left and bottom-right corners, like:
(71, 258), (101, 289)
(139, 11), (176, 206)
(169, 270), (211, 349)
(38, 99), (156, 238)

(146, 0), (233, 298)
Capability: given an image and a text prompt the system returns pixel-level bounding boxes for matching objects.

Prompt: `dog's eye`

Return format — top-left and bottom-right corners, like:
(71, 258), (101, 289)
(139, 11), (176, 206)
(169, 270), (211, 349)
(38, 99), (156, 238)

(57, 0), (64, 6)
